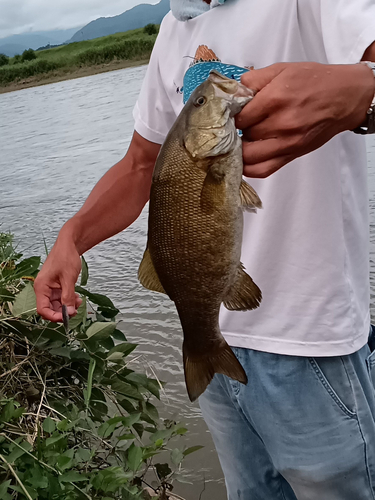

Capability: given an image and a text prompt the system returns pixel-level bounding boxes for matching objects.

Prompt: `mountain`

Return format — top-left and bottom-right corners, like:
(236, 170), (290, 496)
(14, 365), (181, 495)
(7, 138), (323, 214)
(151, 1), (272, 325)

(0, 28), (82, 57)
(68, 0), (170, 43)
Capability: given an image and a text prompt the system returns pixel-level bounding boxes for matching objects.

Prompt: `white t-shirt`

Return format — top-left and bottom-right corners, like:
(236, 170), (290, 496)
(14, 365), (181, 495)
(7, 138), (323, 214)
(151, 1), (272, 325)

(133, 0), (375, 357)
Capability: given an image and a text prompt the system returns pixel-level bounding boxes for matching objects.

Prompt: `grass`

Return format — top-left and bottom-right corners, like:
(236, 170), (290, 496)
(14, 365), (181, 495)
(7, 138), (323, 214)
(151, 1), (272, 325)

(0, 27), (158, 89)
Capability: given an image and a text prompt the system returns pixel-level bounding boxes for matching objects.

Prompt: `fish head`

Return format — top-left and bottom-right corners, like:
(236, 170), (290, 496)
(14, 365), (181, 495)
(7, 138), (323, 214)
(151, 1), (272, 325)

(183, 70), (254, 159)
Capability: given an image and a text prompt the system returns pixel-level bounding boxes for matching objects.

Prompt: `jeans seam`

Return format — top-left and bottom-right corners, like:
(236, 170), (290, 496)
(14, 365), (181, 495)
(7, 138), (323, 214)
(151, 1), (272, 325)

(341, 357), (359, 415)
(309, 358), (357, 419)
(279, 478), (289, 500)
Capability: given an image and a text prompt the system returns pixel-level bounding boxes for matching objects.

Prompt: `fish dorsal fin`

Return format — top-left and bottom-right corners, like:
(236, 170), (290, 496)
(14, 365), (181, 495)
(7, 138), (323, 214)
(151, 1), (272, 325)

(200, 166), (226, 215)
(240, 180), (262, 212)
(223, 263), (261, 311)
(138, 248), (166, 294)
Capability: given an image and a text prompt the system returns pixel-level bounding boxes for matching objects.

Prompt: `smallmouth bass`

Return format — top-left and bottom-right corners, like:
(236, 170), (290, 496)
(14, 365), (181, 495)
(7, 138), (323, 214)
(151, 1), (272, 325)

(139, 71), (262, 401)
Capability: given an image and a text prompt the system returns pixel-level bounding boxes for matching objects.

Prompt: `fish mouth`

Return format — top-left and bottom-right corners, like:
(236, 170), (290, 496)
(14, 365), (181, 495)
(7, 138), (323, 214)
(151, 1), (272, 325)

(208, 70), (255, 117)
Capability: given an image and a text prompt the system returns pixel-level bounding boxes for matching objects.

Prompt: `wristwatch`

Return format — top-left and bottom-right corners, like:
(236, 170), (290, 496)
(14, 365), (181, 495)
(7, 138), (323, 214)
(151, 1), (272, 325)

(353, 61), (375, 135)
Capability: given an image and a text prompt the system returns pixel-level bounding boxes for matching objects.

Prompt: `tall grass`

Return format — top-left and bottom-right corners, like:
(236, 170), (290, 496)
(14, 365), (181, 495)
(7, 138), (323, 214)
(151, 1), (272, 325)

(0, 27), (158, 87)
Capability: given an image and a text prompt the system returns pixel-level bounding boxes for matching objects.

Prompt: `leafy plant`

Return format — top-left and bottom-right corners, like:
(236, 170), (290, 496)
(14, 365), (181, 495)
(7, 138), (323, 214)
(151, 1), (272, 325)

(143, 25), (158, 36)
(21, 49), (37, 62)
(0, 233), (202, 499)
(0, 54), (9, 67)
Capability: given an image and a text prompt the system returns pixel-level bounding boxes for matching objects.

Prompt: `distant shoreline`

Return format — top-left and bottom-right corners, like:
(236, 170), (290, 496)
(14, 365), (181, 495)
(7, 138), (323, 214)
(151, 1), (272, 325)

(0, 58), (149, 94)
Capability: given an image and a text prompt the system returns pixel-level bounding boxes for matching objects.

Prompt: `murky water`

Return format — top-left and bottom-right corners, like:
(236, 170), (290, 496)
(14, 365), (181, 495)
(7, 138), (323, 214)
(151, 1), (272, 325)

(1, 66), (375, 499)
(0, 66), (224, 499)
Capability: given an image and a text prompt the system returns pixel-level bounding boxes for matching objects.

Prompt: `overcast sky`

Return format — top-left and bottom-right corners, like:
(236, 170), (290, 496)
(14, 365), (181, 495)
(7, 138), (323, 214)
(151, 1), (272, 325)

(0, 0), (159, 39)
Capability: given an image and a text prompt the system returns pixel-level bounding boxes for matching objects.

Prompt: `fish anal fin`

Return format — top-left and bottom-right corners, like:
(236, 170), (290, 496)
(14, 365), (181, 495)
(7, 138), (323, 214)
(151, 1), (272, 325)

(200, 167), (226, 215)
(183, 341), (247, 402)
(240, 180), (262, 212)
(138, 248), (166, 294)
(223, 263), (262, 311)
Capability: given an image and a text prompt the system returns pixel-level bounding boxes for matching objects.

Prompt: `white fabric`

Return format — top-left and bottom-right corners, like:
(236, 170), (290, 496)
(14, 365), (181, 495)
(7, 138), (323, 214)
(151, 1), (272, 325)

(133, 0), (375, 357)
(170, 0), (226, 22)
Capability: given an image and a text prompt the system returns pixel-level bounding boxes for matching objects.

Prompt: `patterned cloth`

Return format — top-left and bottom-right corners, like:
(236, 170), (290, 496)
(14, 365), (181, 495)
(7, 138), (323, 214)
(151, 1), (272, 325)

(170, 0), (227, 21)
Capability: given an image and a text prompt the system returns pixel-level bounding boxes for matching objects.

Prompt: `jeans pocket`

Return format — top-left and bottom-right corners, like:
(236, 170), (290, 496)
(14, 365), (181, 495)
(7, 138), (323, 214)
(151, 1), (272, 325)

(366, 349), (375, 388)
(309, 357), (357, 419)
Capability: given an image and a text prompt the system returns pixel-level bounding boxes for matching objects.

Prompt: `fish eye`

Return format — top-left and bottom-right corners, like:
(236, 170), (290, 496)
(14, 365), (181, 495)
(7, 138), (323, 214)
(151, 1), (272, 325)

(194, 96), (207, 107)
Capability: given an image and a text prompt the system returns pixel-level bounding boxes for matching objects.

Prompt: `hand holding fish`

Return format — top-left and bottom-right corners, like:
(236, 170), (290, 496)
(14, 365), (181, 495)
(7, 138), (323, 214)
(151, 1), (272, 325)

(236, 62), (375, 178)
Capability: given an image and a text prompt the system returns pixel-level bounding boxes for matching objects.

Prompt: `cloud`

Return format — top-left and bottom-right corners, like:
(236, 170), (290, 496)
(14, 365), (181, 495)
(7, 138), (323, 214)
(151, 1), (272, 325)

(0, 0), (159, 39)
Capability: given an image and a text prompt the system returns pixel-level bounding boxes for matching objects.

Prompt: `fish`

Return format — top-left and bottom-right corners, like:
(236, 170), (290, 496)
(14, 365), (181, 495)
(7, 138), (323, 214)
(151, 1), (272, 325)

(138, 71), (262, 402)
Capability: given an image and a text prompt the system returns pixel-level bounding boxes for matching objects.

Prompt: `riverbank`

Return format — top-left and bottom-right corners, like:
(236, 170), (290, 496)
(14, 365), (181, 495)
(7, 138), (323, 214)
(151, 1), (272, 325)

(0, 27), (156, 94)
(0, 58), (149, 94)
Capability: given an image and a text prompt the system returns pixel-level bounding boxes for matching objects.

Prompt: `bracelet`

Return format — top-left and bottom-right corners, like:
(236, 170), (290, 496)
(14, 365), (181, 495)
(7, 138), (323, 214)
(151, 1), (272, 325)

(352, 61), (375, 135)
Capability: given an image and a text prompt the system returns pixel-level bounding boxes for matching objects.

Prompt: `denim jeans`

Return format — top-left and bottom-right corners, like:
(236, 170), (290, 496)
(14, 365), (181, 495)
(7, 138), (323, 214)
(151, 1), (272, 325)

(199, 334), (375, 499)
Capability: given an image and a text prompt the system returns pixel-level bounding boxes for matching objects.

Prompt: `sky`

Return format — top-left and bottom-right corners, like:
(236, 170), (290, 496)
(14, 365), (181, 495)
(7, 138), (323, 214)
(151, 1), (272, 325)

(0, 0), (159, 39)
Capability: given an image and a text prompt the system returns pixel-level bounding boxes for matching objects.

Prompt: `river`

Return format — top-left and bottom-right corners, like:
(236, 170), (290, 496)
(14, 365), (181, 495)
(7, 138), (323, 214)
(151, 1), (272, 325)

(1, 65), (375, 499)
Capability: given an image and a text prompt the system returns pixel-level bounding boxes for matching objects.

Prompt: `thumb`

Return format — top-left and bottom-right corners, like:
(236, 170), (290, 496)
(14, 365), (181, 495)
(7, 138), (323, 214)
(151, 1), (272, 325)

(236, 63), (288, 129)
(61, 275), (78, 316)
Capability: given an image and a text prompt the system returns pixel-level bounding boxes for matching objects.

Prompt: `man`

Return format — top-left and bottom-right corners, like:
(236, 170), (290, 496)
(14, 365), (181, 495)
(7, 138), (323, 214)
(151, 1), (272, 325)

(34, 0), (375, 498)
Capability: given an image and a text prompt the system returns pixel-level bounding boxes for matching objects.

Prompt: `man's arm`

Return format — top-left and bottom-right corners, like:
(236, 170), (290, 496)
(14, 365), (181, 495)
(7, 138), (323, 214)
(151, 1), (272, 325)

(34, 131), (160, 322)
(236, 42), (375, 178)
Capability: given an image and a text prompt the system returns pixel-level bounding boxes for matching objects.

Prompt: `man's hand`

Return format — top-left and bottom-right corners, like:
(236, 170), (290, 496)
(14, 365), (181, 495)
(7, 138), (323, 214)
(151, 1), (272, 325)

(236, 62), (375, 178)
(34, 226), (83, 322)
(34, 132), (160, 323)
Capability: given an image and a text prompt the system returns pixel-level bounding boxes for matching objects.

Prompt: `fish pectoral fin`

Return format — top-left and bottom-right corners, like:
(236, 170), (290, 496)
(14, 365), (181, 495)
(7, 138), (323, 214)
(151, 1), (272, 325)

(200, 167), (226, 215)
(223, 262), (262, 311)
(183, 340), (247, 402)
(240, 180), (262, 212)
(138, 248), (166, 294)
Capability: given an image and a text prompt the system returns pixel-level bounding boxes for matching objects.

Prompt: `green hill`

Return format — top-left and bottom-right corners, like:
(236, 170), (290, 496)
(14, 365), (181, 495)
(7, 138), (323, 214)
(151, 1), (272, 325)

(0, 27), (158, 89)
(68, 0), (169, 42)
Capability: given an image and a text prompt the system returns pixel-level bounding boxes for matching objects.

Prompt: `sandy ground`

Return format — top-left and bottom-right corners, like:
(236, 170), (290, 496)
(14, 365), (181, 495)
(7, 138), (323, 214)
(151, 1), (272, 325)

(0, 58), (149, 94)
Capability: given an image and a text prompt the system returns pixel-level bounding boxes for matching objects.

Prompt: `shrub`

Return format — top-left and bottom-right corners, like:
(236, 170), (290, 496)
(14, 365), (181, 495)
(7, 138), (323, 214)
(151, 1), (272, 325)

(0, 54), (9, 67)
(76, 38), (155, 66)
(0, 59), (60, 85)
(21, 48), (37, 62)
(13, 54), (21, 64)
(143, 24), (158, 36)
(0, 232), (201, 499)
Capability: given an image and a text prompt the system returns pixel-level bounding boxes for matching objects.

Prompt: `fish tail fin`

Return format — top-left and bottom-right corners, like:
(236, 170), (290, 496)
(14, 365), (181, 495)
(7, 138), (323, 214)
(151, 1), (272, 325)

(183, 340), (248, 402)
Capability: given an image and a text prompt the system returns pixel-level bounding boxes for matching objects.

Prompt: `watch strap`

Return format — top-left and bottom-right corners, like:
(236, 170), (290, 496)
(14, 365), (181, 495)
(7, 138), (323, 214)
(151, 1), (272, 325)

(353, 61), (375, 135)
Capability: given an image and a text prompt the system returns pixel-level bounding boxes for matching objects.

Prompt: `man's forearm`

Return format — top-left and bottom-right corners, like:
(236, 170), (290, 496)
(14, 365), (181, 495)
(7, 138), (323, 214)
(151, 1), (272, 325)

(59, 131), (160, 255)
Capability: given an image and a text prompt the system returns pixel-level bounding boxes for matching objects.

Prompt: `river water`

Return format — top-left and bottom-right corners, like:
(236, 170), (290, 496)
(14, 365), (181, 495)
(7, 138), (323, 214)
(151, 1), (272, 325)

(1, 66), (375, 499)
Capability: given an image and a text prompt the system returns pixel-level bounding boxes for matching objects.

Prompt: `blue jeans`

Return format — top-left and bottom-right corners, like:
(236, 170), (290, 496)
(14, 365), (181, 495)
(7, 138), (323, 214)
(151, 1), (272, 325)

(199, 336), (375, 499)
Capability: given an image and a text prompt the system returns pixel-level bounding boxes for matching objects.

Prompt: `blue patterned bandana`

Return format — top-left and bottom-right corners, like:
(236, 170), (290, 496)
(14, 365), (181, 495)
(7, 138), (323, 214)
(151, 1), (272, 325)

(170, 0), (227, 21)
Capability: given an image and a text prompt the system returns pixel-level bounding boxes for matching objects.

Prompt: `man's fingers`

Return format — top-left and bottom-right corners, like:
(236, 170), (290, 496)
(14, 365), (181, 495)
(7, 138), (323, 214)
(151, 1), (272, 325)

(35, 282), (63, 322)
(235, 93), (270, 130)
(241, 63), (287, 93)
(242, 137), (297, 166)
(236, 64), (288, 129)
(243, 155), (292, 178)
(61, 277), (79, 317)
(75, 293), (83, 310)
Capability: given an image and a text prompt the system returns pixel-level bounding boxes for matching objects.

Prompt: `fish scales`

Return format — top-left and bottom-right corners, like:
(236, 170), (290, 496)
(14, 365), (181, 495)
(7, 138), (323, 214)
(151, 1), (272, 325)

(139, 71), (262, 401)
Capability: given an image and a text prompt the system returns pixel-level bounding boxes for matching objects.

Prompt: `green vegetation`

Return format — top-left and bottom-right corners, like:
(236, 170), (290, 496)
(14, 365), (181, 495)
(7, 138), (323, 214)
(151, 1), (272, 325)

(143, 24), (158, 36)
(0, 232), (201, 499)
(21, 49), (36, 62)
(0, 54), (9, 67)
(0, 27), (159, 87)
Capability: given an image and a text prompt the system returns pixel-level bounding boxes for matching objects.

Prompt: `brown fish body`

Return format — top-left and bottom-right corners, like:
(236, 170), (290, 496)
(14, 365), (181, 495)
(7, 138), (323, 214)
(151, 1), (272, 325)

(139, 72), (262, 401)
